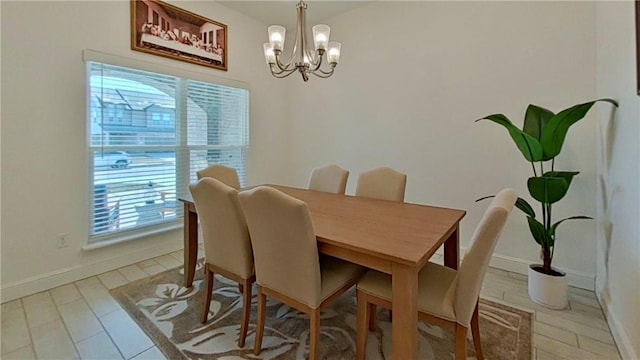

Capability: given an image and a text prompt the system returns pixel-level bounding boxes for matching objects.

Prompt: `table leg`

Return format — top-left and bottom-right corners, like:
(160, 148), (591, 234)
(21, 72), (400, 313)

(183, 202), (198, 287)
(392, 263), (418, 359)
(444, 225), (460, 270)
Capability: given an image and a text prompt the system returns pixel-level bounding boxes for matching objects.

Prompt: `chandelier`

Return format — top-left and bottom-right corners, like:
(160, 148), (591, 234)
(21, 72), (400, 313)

(262, 1), (341, 82)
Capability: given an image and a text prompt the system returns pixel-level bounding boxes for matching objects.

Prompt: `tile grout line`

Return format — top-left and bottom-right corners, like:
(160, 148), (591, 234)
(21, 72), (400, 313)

(48, 289), (82, 359)
(19, 298), (37, 358)
(94, 266), (158, 360)
(73, 280), (127, 360)
(535, 332), (617, 359)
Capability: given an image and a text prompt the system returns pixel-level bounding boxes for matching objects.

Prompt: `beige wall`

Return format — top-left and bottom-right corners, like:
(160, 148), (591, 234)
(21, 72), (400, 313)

(2, 2), (638, 356)
(286, 1), (600, 286)
(0, 1), (289, 301)
(596, 2), (640, 359)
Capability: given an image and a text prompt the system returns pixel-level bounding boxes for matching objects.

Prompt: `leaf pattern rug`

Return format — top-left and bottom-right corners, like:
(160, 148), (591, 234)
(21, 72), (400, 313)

(111, 262), (532, 359)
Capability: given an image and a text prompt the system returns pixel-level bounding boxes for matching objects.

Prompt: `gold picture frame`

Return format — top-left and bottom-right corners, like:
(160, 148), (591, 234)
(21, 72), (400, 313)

(131, 0), (227, 71)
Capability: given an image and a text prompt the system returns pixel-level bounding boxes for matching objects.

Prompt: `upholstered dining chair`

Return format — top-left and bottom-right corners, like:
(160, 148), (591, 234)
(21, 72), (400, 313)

(238, 186), (365, 360)
(189, 178), (255, 348)
(196, 164), (241, 189)
(355, 167), (407, 202)
(354, 166), (407, 320)
(308, 164), (349, 194)
(355, 188), (517, 360)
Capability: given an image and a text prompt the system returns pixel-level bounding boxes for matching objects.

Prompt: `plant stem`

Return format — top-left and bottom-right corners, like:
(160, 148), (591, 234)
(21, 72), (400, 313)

(540, 160), (546, 225)
(541, 203), (549, 242)
(543, 247), (552, 274)
(548, 203), (554, 261)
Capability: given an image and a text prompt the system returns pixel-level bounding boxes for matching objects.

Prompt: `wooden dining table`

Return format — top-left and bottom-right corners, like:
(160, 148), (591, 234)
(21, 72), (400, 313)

(179, 185), (466, 359)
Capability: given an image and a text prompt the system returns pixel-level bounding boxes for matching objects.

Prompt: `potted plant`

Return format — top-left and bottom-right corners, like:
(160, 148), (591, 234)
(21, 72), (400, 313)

(476, 98), (618, 309)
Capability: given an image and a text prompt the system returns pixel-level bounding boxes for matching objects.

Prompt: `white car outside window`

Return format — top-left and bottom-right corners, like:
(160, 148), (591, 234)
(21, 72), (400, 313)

(94, 151), (132, 169)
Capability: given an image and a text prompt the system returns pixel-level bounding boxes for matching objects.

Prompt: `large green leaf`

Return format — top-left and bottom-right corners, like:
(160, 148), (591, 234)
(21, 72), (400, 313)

(550, 216), (593, 238)
(543, 171), (579, 189)
(523, 104), (554, 140)
(527, 176), (569, 204)
(540, 99), (618, 159)
(527, 216), (548, 246)
(516, 197), (536, 218)
(476, 114), (543, 162)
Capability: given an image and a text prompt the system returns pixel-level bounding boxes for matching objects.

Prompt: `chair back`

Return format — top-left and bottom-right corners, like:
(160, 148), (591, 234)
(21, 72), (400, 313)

(239, 186), (322, 308)
(196, 164), (241, 189)
(189, 178), (253, 278)
(355, 167), (407, 202)
(308, 164), (349, 195)
(454, 188), (517, 326)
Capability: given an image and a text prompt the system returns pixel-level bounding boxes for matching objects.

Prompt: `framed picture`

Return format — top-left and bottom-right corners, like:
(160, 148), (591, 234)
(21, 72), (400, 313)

(131, 0), (227, 71)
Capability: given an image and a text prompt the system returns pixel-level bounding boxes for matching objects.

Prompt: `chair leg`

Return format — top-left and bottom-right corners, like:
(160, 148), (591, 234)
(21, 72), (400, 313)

(201, 266), (214, 324)
(309, 309), (320, 360)
(368, 304), (377, 332)
(356, 290), (369, 360)
(471, 301), (484, 360)
(253, 287), (266, 356)
(238, 279), (252, 348)
(455, 323), (468, 360)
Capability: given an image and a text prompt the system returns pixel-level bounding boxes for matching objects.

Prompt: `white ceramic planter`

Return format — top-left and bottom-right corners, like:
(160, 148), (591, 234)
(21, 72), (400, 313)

(528, 264), (568, 309)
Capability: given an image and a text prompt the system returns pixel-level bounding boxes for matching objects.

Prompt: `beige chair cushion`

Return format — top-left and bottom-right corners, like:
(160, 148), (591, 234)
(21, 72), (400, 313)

(319, 255), (365, 303)
(196, 164), (241, 189)
(189, 178), (253, 279)
(355, 167), (407, 202)
(357, 262), (457, 321)
(308, 165), (349, 195)
(239, 186), (323, 308)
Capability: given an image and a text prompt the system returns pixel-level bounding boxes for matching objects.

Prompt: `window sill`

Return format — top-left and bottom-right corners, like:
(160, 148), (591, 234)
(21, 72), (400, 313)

(82, 221), (182, 251)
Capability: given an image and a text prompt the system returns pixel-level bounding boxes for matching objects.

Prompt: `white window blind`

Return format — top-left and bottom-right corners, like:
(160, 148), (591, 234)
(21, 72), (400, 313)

(88, 61), (249, 242)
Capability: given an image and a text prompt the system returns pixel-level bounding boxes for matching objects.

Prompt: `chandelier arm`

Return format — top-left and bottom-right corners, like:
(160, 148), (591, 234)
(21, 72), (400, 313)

(273, 52), (295, 72)
(314, 63), (336, 76)
(271, 68), (298, 78)
(310, 67), (335, 78)
(308, 50), (325, 72)
(272, 60), (293, 73)
(276, 49), (298, 69)
(305, 49), (321, 67)
(268, 65), (291, 76)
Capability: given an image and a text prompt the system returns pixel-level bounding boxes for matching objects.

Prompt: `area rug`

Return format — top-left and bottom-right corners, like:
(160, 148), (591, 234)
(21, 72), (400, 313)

(111, 262), (532, 359)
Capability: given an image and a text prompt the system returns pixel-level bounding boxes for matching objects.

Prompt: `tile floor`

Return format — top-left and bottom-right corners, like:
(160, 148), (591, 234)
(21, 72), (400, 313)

(1, 246), (622, 360)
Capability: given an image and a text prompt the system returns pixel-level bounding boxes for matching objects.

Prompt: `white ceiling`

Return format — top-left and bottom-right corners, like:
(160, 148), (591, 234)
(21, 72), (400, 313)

(217, 1), (369, 29)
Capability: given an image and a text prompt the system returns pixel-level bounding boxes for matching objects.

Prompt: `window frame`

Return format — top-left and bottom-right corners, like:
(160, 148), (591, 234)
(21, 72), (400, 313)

(83, 50), (250, 247)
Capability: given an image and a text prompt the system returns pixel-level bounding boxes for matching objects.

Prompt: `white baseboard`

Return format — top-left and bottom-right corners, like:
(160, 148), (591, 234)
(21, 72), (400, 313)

(433, 247), (595, 291)
(597, 291), (638, 360)
(0, 242), (182, 303)
(487, 252), (595, 290)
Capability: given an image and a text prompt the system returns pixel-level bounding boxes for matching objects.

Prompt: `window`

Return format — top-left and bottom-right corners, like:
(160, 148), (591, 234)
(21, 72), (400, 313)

(88, 61), (249, 243)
